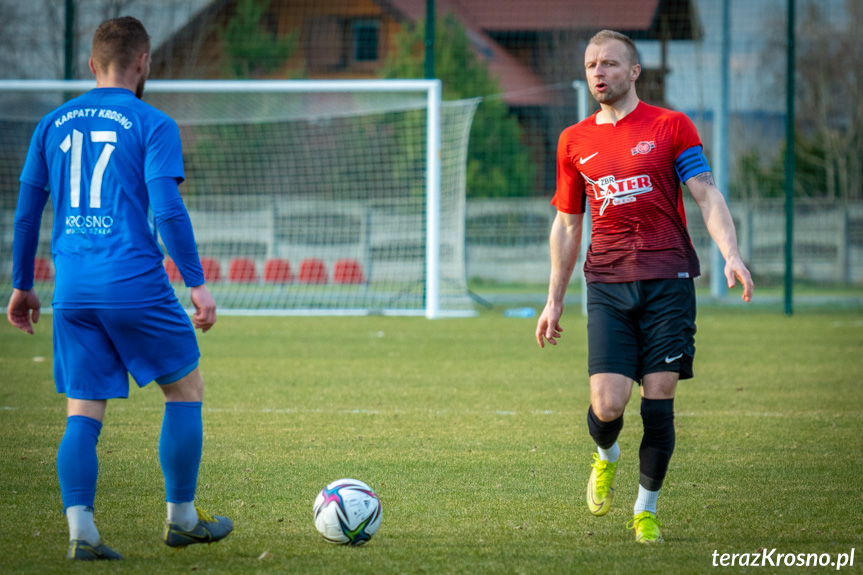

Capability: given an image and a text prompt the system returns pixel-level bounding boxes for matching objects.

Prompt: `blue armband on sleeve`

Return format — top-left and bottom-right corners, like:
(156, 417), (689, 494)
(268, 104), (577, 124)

(148, 177), (205, 288)
(675, 145), (712, 183)
(12, 182), (50, 290)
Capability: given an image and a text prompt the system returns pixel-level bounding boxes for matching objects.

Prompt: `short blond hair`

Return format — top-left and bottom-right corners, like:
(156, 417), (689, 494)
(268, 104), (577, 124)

(587, 30), (639, 66)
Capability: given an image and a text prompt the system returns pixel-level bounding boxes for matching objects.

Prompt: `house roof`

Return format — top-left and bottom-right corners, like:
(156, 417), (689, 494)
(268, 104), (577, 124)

(465, 28), (554, 107)
(381, 0), (699, 106)
(379, 0), (555, 106)
(451, 0), (661, 33)
(389, 0), (699, 39)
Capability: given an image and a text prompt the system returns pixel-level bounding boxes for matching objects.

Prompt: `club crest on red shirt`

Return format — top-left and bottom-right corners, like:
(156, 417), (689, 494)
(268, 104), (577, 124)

(631, 141), (655, 155)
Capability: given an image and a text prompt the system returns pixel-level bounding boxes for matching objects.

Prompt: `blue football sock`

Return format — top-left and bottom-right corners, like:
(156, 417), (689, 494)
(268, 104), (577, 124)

(57, 415), (102, 510)
(159, 401), (202, 504)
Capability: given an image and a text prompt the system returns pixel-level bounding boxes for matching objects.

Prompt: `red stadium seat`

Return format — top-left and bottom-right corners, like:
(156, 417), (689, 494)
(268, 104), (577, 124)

(229, 258), (258, 283)
(164, 259), (182, 283)
(200, 257), (221, 283)
(298, 258), (328, 284)
(333, 259), (365, 284)
(34, 257), (53, 281)
(264, 258), (294, 283)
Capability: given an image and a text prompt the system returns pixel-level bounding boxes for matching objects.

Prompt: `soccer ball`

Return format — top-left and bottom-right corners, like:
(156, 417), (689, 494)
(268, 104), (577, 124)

(313, 478), (382, 545)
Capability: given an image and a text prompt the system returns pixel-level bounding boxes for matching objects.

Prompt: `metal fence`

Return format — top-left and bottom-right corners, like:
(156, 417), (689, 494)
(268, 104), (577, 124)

(465, 198), (863, 286)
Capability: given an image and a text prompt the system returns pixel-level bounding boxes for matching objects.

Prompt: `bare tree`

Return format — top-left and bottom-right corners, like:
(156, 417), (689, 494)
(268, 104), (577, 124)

(761, 0), (863, 201)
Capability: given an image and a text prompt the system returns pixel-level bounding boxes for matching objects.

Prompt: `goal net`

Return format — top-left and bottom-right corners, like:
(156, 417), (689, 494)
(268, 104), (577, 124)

(0, 80), (479, 317)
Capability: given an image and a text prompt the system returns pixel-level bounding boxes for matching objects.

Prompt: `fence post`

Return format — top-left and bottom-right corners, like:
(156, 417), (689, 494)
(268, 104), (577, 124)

(784, 0), (796, 315)
(837, 207), (849, 284)
(64, 0), (76, 80)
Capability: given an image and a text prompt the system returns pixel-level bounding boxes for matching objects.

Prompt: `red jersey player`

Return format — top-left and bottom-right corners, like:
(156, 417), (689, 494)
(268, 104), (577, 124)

(554, 101), (702, 283)
(535, 30), (753, 544)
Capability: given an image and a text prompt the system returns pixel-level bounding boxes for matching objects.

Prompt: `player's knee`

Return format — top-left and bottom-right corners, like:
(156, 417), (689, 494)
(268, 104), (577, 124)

(641, 397), (674, 424)
(160, 367), (204, 403)
(66, 398), (107, 421)
(591, 397), (626, 421)
(587, 405), (624, 449)
(640, 398), (675, 447)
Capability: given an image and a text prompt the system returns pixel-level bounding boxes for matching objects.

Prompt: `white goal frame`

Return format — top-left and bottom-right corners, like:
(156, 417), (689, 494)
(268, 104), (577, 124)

(0, 79), (450, 319)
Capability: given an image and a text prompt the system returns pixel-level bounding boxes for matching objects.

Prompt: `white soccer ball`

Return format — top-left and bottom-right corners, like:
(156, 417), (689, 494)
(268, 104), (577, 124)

(313, 478), (382, 545)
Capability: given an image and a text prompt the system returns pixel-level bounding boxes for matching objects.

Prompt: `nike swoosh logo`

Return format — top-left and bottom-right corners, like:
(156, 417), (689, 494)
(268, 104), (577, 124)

(166, 524), (212, 544)
(183, 530), (212, 543)
(664, 353), (683, 363)
(589, 490), (605, 509)
(579, 152), (599, 164)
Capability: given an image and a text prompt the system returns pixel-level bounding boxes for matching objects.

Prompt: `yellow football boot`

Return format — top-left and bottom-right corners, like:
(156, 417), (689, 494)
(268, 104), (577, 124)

(627, 511), (664, 544)
(586, 452), (617, 516)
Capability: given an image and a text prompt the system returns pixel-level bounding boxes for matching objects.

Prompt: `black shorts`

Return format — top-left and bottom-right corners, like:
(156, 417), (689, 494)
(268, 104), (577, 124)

(586, 278), (696, 383)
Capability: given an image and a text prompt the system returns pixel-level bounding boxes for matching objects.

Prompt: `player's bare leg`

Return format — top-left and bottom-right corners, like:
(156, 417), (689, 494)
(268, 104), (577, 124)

(586, 374), (632, 516)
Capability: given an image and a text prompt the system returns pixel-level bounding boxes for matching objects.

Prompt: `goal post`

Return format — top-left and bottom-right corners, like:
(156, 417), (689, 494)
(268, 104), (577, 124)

(0, 79), (478, 318)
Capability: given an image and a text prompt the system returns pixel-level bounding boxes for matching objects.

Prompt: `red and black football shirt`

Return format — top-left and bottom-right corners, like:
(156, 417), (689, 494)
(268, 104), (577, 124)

(553, 101), (702, 283)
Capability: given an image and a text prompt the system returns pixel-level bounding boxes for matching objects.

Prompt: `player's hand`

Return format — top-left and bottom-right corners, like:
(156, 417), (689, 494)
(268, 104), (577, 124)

(190, 284), (217, 332)
(536, 303), (564, 348)
(7, 288), (41, 335)
(725, 255), (754, 303)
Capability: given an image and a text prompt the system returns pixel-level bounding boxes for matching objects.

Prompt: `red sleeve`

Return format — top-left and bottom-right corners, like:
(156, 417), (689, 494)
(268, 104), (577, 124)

(672, 111), (703, 160)
(551, 127), (586, 214)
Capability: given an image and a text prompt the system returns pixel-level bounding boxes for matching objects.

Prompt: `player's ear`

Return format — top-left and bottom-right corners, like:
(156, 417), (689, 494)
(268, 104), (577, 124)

(88, 57), (98, 77)
(136, 52), (149, 74)
(630, 64), (641, 82)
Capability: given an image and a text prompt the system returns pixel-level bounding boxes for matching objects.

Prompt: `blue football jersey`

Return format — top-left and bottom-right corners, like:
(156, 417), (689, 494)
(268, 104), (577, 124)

(20, 88), (185, 308)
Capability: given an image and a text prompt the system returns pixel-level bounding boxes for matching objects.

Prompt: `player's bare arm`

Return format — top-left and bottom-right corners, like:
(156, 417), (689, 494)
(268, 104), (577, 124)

(686, 171), (754, 302)
(7, 288), (41, 335)
(537, 211), (583, 348)
(690, 171), (715, 187)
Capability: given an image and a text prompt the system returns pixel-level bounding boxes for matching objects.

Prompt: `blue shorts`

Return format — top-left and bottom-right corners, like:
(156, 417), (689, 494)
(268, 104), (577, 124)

(52, 300), (201, 400)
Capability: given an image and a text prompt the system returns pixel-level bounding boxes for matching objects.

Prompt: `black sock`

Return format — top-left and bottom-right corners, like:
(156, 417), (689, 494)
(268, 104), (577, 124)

(639, 398), (675, 491)
(587, 405), (624, 449)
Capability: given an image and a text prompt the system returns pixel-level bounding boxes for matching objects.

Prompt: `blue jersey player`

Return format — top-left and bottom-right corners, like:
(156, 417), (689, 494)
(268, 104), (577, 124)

(7, 17), (233, 560)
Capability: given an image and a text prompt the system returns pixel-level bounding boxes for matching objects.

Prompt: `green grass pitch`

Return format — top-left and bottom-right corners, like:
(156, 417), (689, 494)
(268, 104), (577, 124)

(1, 307), (861, 573)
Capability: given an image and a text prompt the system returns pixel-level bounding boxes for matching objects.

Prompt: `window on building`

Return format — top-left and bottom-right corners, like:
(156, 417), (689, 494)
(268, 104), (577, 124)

(303, 16), (381, 73)
(352, 19), (379, 62)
